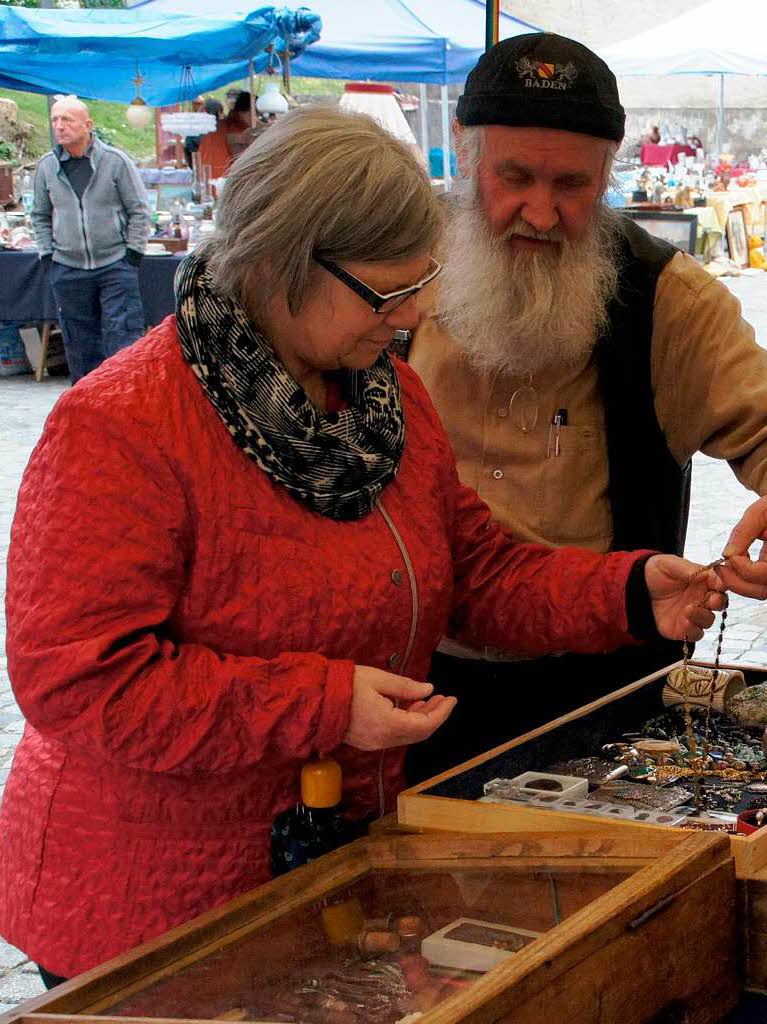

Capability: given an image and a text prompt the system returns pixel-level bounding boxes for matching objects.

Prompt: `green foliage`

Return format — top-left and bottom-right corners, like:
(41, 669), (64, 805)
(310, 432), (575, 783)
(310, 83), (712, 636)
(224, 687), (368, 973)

(0, 89), (155, 160)
(0, 90), (50, 160)
(205, 76), (346, 107)
(290, 76), (346, 97)
(0, 77), (345, 163)
(92, 125), (117, 147)
(0, 140), (16, 161)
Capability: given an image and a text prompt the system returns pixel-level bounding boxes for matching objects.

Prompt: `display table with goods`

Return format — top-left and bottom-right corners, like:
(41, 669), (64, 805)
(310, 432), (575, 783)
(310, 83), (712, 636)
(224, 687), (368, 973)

(398, 650), (767, 882)
(640, 143), (697, 167)
(0, 830), (740, 1024)
(0, 249), (183, 328)
(706, 187), (767, 233)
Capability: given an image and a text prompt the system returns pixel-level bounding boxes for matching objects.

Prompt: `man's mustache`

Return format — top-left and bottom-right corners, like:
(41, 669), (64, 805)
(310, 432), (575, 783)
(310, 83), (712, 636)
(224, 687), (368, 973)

(501, 219), (565, 244)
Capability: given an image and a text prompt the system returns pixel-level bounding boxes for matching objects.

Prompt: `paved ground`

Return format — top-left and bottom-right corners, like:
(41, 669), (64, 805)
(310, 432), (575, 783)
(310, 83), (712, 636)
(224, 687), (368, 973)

(0, 275), (767, 1008)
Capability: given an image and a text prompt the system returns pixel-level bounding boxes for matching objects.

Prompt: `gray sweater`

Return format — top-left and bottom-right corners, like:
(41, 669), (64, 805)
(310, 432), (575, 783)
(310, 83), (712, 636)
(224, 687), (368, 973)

(32, 135), (151, 270)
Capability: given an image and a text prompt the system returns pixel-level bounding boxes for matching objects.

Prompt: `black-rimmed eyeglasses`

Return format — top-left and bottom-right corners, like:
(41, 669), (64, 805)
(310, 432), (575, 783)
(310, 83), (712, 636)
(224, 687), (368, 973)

(314, 255), (442, 314)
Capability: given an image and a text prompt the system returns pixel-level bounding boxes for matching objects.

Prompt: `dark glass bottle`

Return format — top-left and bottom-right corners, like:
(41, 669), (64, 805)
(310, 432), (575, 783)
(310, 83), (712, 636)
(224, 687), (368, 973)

(270, 757), (363, 877)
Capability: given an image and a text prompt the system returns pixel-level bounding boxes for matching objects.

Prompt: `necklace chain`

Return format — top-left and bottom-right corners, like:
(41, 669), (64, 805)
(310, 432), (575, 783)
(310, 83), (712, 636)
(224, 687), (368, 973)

(680, 557), (729, 810)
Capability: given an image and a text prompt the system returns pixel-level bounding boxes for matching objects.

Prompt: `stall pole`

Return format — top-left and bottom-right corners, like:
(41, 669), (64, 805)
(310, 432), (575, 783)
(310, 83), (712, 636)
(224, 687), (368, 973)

(249, 59), (257, 128)
(440, 84), (452, 192)
(419, 84), (429, 166)
(485, 0), (499, 51)
(716, 73), (725, 157)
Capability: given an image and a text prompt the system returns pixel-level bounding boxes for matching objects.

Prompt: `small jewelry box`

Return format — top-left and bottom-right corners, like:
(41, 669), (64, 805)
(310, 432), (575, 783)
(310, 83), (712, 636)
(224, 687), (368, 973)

(484, 772), (588, 802)
(421, 917), (542, 972)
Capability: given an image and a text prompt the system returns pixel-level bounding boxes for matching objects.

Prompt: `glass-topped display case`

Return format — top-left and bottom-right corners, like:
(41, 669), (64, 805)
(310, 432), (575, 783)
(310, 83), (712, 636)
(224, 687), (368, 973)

(0, 830), (738, 1024)
(399, 659), (767, 879)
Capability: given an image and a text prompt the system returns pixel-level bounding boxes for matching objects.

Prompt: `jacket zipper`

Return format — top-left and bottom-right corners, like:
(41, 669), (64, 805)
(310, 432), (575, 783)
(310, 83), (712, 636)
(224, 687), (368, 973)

(375, 498), (420, 817)
(78, 154), (96, 270)
(78, 196), (92, 269)
(58, 149), (94, 269)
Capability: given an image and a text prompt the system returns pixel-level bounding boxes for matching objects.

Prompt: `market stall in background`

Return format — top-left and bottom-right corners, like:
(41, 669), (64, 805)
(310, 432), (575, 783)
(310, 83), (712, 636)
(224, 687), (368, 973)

(0, 0), (541, 377)
(602, 0), (767, 276)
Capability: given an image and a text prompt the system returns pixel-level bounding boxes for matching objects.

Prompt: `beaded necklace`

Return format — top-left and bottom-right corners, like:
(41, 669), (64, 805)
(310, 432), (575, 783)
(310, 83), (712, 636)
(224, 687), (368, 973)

(679, 557), (729, 809)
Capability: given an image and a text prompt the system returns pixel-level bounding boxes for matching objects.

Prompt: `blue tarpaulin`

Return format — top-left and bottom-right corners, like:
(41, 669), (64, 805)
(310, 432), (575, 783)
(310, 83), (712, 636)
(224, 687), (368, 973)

(131, 0), (541, 84)
(0, 5), (321, 103)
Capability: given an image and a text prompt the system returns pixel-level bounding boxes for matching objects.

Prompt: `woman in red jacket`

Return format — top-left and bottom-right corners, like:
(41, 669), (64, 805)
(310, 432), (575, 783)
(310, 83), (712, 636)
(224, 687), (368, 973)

(0, 107), (731, 984)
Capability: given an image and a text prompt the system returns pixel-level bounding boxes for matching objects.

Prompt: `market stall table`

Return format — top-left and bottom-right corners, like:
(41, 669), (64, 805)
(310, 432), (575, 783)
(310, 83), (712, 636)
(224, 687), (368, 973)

(707, 187), (767, 232)
(640, 143), (696, 166)
(398, 659), (767, 881)
(682, 205), (722, 257)
(0, 249), (184, 329)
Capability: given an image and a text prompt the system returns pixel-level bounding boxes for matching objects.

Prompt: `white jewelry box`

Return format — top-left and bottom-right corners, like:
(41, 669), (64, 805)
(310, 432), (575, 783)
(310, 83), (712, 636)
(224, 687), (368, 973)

(421, 917), (542, 972)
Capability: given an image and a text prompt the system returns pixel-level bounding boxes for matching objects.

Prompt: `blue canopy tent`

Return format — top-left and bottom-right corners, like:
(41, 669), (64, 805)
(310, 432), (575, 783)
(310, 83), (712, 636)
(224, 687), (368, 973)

(0, 5), (321, 105)
(130, 0), (541, 187)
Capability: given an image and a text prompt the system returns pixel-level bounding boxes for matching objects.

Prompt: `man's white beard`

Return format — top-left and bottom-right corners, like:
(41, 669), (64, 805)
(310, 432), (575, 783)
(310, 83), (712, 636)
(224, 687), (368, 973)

(436, 193), (621, 378)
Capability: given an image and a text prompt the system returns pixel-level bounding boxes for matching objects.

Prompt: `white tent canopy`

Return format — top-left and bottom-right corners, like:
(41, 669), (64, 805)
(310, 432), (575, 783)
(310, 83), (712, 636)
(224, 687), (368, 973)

(600, 0), (767, 153)
(600, 0), (767, 77)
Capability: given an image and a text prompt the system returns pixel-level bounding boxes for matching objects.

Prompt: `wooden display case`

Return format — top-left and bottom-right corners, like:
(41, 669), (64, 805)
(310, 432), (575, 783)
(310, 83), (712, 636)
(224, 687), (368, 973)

(398, 660), (767, 879)
(0, 831), (738, 1024)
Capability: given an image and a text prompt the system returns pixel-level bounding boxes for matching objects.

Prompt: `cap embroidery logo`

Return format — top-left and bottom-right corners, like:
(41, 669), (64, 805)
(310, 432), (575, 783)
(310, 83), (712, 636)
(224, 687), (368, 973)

(516, 58), (579, 91)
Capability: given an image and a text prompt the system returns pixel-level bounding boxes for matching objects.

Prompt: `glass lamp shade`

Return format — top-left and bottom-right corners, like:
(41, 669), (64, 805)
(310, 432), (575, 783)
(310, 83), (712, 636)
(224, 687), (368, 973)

(256, 81), (289, 115)
(160, 111), (217, 136)
(126, 99), (154, 131)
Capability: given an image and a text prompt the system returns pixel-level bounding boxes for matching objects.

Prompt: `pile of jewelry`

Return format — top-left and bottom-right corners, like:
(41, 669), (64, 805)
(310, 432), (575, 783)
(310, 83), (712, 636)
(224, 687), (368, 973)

(592, 704), (767, 817)
(240, 909), (481, 1024)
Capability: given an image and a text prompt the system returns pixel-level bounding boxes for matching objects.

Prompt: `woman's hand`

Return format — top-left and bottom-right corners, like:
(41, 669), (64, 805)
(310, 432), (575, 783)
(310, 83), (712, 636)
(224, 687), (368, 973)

(645, 555), (727, 641)
(343, 665), (457, 751)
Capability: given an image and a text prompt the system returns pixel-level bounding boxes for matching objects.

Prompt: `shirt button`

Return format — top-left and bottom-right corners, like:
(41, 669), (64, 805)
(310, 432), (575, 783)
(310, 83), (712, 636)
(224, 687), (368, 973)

(388, 653), (399, 669)
(391, 569), (403, 585)
(497, 407), (508, 418)
(492, 468), (504, 480)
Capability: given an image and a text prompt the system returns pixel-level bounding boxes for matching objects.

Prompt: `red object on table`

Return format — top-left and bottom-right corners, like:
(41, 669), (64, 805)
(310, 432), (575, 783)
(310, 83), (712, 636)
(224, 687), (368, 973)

(640, 143), (697, 166)
(737, 809), (765, 835)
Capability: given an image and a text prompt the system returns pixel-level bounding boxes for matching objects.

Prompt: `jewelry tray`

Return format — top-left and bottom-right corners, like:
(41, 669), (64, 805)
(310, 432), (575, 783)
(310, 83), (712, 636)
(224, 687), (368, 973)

(398, 659), (767, 880)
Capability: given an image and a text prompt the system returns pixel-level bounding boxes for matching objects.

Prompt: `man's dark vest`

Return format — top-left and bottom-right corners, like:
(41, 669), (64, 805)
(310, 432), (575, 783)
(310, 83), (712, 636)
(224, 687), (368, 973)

(599, 216), (690, 556)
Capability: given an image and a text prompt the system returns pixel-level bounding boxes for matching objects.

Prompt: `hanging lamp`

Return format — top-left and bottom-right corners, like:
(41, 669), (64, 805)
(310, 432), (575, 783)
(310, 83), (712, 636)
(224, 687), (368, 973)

(160, 66), (217, 137)
(125, 64), (154, 131)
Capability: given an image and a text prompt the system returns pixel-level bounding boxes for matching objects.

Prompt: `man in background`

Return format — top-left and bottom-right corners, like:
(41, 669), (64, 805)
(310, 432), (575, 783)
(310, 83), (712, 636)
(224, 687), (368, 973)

(406, 33), (767, 782)
(31, 95), (150, 383)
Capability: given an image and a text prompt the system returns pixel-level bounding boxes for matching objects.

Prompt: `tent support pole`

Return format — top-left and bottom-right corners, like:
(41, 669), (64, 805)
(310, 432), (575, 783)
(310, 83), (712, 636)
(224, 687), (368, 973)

(441, 84), (451, 193)
(716, 73), (724, 156)
(249, 58), (257, 128)
(419, 83), (429, 167)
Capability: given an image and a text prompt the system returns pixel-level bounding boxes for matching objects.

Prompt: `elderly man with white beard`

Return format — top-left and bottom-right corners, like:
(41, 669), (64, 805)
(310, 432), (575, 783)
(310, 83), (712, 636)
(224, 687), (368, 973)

(405, 32), (767, 784)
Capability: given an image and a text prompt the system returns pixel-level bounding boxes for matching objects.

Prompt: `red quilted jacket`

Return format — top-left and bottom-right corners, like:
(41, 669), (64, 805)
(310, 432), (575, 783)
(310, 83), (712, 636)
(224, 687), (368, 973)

(0, 318), (644, 977)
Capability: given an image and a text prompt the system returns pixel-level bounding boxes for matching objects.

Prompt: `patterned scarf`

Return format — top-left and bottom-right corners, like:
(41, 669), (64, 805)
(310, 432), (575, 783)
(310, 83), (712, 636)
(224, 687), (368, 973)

(174, 251), (406, 520)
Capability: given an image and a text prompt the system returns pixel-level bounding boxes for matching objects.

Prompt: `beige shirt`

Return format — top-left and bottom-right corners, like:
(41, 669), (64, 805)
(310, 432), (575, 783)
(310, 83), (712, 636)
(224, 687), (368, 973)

(410, 251), (767, 553)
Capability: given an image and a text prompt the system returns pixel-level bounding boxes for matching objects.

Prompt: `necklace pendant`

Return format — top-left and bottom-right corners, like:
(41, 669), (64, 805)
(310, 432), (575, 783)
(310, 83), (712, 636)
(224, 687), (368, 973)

(509, 384), (539, 434)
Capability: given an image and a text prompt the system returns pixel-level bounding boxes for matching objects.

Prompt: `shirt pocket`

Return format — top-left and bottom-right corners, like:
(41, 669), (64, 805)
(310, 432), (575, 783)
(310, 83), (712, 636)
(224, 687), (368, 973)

(534, 423), (613, 549)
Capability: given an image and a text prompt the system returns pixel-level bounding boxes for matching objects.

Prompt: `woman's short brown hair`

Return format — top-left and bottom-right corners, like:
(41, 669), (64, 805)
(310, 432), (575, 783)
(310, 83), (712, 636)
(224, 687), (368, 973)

(205, 106), (442, 313)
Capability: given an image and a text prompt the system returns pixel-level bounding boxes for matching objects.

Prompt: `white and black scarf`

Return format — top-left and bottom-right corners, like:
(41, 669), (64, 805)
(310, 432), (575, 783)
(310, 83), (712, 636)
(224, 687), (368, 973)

(174, 252), (406, 521)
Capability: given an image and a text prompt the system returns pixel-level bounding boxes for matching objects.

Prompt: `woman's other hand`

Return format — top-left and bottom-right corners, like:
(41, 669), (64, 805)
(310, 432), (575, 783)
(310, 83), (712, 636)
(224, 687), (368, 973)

(645, 555), (727, 641)
(344, 666), (457, 751)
